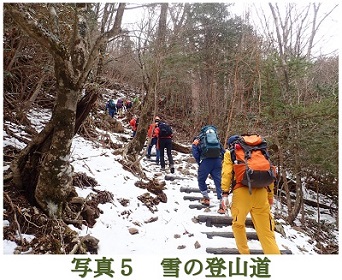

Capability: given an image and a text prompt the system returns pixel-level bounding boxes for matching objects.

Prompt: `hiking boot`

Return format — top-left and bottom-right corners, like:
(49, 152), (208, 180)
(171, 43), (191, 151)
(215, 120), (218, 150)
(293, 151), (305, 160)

(217, 200), (227, 214)
(217, 206), (226, 214)
(170, 167), (175, 174)
(199, 197), (210, 206)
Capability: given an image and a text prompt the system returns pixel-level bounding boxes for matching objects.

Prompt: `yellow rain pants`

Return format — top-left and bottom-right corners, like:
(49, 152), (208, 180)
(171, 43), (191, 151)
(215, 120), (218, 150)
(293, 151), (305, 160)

(230, 186), (280, 254)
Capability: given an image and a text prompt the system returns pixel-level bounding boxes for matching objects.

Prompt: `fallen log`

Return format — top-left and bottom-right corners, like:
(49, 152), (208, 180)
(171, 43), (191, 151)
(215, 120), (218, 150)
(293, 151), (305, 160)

(206, 247), (293, 255)
(197, 215), (254, 228)
(172, 141), (191, 154)
(202, 231), (259, 240)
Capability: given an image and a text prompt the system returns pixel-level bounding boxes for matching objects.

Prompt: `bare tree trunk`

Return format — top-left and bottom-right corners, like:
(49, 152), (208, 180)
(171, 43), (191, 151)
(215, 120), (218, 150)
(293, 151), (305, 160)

(268, 3), (290, 92)
(95, 3), (116, 80)
(224, 56), (241, 146)
(153, 2), (168, 117)
(292, 134), (303, 222)
(306, 3), (338, 59)
(274, 137), (294, 222)
(190, 70), (201, 128)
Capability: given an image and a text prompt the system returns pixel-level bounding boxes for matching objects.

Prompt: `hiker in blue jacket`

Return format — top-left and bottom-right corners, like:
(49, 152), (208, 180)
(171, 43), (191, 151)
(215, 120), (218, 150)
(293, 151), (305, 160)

(192, 126), (225, 214)
(106, 99), (117, 118)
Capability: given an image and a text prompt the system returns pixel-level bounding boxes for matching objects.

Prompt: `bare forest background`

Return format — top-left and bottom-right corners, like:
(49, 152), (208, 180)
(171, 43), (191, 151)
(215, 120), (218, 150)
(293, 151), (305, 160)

(3, 3), (338, 252)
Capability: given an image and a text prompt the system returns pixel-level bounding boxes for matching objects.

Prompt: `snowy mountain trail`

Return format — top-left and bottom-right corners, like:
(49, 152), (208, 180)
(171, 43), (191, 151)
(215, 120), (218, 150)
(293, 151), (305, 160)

(3, 107), (338, 257)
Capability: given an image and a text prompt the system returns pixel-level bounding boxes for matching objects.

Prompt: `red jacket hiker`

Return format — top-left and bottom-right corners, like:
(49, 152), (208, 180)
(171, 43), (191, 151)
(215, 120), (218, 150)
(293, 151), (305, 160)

(129, 117), (138, 137)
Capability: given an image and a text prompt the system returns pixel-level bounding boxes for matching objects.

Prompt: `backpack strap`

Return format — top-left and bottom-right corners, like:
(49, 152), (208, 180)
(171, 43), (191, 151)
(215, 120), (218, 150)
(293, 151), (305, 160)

(229, 148), (237, 193)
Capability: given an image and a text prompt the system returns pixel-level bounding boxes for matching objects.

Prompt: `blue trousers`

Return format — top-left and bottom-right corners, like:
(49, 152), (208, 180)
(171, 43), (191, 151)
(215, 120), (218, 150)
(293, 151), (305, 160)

(197, 158), (222, 200)
(108, 108), (116, 118)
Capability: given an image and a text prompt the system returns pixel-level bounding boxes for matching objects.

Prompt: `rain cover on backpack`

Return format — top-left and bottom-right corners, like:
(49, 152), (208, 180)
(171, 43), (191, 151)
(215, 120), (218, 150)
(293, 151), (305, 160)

(199, 125), (221, 158)
(232, 134), (276, 193)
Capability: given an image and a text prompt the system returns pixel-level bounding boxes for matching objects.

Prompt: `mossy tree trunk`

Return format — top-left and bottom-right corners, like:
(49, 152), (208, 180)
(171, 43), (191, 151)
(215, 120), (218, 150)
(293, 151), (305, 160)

(34, 58), (79, 217)
(7, 3), (125, 218)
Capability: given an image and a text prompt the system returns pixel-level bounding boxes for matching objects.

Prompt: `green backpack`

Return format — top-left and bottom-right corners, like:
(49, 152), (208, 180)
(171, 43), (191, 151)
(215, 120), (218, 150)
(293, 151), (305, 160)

(199, 125), (221, 159)
(109, 99), (116, 109)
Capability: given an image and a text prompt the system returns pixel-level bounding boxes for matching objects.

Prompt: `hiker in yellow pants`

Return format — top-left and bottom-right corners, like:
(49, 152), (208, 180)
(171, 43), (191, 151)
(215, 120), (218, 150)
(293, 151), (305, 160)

(221, 137), (280, 254)
(228, 186), (280, 254)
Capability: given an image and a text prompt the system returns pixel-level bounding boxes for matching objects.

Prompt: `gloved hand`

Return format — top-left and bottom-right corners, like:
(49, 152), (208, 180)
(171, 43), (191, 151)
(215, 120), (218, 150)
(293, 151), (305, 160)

(221, 193), (230, 211)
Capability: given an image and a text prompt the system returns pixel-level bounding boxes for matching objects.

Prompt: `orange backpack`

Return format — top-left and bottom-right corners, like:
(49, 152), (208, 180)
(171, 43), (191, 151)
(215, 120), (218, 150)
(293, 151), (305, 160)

(231, 134), (276, 193)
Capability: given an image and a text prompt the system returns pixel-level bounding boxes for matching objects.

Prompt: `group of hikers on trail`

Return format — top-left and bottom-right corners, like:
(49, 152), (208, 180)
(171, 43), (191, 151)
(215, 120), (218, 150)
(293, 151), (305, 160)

(129, 115), (175, 173)
(122, 108), (280, 254)
(192, 126), (280, 254)
(147, 116), (175, 173)
(105, 97), (135, 118)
